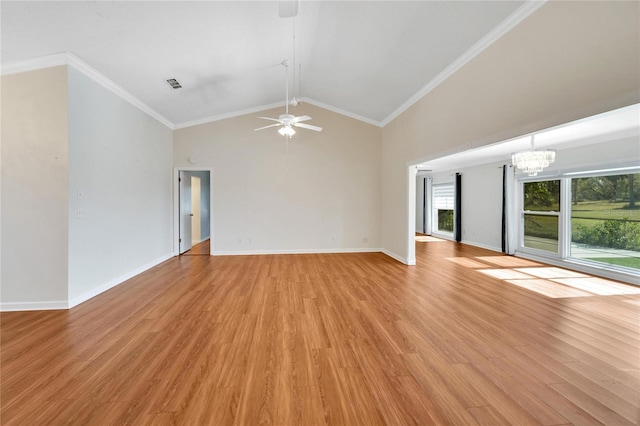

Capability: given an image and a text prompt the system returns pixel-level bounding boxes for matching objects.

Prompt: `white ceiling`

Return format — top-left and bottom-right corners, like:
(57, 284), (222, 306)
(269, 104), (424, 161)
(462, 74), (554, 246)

(1, 0), (527, 128)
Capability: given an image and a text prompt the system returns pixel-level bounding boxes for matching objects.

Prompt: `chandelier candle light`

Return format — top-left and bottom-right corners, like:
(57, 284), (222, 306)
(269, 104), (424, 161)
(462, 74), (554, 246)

(512, 135), (556, 176)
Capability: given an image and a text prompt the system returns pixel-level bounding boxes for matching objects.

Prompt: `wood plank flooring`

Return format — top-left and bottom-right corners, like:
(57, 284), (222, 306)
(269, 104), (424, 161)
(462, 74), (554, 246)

(2, 239), (639, 425)
(182, 239), (210, 256)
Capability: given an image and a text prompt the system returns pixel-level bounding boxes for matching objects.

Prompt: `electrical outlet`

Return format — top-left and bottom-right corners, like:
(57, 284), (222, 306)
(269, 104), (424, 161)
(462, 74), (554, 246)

(77, 190), (84, 200)
(77, 208), (83, 218)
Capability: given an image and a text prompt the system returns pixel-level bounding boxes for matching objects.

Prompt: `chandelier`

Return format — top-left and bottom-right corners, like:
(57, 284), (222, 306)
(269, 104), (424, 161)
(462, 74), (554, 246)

(512, 136), (556, 176)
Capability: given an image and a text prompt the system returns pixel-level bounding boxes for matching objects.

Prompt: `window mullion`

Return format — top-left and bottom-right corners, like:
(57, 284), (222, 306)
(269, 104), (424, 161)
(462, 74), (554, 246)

(559, 178), (572, 259)
(522, 210), (559, 216)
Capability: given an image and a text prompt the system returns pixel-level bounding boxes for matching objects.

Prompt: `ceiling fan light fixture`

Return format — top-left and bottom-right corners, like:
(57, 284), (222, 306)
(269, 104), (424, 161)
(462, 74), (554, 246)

(278, 125), (295, 137)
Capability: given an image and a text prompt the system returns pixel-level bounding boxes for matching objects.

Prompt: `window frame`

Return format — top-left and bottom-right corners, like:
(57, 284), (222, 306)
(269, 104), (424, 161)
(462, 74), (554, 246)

(432, 182), (455, 238)
(516, 166), (640, 275)
(518, 178), (562, 258)
(565, 169), (639, 273)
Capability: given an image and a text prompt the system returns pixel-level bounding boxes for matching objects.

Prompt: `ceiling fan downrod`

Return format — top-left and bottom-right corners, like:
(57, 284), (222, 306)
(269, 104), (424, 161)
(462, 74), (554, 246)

(282, 59), (290, 116)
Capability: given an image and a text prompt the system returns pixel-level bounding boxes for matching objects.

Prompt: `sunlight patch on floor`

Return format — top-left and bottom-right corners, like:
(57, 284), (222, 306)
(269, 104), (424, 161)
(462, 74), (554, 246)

(505, 278), (595, 298)
(551, 277), (640, 295)
(514, 267), (588, 279)
(444, 255), (639, 298)
(479, 269), (533, 280)
(415, 235), (447, 242)
(475, 256), (542, 268)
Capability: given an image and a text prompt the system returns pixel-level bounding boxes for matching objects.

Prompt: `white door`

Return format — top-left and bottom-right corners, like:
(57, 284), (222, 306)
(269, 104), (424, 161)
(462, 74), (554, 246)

(191, 176), (201, 243)
(179, 171), (192, 254)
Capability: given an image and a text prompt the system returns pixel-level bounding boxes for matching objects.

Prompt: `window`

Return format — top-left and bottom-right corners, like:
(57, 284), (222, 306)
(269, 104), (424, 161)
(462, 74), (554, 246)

(570, 173), (640, 271)
(518, 170), (640, 273)
(522, 180), (560, 253)
(433, 183), (454, 234)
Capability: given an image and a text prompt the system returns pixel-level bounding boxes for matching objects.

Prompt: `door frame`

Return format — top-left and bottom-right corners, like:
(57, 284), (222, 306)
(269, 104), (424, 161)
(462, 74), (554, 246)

(173, 167), (214, 256)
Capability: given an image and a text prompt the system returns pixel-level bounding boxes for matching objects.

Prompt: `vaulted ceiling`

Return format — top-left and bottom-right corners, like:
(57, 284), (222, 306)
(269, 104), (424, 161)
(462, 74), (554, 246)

(1, 1), (528, 128)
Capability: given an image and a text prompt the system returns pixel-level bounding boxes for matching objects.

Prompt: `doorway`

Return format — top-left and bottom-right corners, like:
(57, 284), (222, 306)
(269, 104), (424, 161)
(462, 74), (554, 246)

(174, 168), (213, 256)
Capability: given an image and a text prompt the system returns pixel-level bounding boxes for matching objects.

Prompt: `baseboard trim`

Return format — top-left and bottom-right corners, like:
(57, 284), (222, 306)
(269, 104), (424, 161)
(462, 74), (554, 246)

(212, 248), (381, 256)
(461, 240), (503, 253)
(0, 300), (68, 312)
(381, 249), (415, 265)
(68, 253), (174, 309)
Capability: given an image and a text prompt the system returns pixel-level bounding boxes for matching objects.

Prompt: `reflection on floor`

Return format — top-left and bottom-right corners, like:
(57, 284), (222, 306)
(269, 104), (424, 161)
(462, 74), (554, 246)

(182, 239), (210, 256)
(417, 236), (640, 298)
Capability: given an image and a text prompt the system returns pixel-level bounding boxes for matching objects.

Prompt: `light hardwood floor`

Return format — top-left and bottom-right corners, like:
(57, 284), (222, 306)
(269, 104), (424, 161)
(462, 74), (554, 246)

(182, 239), (210, 256)
(2, 238), (639, 425)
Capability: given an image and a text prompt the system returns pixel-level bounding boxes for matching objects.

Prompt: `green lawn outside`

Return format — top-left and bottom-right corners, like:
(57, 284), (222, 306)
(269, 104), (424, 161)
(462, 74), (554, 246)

(523, 183), (640, 270)
(526, 201), (640, 239)
(523, 236), (558, 253)
(571, 200), (640, 222)
(585, 257), (640, 269)
(524, 201), (640, 266)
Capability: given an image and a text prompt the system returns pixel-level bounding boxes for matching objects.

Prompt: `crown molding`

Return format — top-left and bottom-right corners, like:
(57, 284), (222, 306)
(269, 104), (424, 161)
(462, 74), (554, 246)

(66, 53), (174, 128)
(302, 98), (383, 127)
(2, 53), (380, 131)
(0, 52), (69, 75)
(173, 101), (284, 129)
(381, 0), (547, 127)
(1, 52), (175, 129)
(174, 96), (382, 130)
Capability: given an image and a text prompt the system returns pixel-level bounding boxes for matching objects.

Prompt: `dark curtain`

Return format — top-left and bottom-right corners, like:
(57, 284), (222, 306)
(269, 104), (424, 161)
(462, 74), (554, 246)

(501, 165), (507, 253)
(455, 173), (462, 242)
(422, 177), (427, 234)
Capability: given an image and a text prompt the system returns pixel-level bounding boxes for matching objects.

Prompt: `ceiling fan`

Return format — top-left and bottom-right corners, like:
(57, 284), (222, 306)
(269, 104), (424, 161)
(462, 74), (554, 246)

(254, 60), (322, 137)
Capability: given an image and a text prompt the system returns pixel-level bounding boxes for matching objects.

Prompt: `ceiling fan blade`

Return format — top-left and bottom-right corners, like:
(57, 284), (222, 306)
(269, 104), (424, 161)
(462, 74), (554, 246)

(254, 123), (282, 131)
(291, 115), (311, 123)
(258, 116), (282, 123)
(293, 122), (323, 132)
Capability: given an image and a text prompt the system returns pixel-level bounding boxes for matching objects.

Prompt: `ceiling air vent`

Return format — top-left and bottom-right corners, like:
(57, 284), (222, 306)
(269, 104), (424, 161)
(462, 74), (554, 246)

(166, 78), (182, 89)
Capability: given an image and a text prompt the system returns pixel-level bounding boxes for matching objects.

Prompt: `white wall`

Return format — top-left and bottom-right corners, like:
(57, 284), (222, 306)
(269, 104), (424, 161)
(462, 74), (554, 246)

(382, 1), (640, 262)
(174, 103), (381, 254)
(427, 164), (504, 251)
(461, 164), (504, 252)
(67, 66), (173, 306)
(1, 66), (70, 309)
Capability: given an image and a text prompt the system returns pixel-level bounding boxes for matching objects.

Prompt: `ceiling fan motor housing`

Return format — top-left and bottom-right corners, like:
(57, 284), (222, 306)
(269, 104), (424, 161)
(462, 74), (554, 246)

(279, 114), (296, 125)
